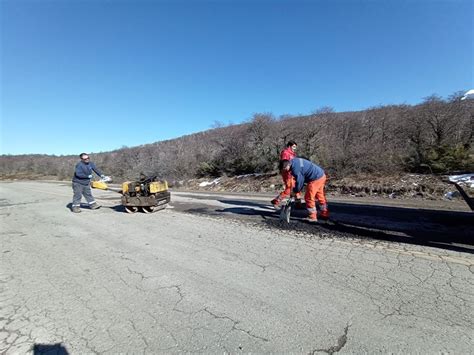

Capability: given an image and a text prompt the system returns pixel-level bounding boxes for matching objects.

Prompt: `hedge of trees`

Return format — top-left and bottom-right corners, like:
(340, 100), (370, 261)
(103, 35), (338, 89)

(1, 92), (473, 182)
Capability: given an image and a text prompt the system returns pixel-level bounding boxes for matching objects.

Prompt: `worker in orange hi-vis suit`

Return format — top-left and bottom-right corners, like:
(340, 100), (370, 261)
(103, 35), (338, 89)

(280, 158), (329, 222)
(271, 141), (302, 208)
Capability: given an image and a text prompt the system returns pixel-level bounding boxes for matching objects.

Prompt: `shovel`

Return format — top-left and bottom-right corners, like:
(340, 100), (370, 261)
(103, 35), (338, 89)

(279, 197), (294, 224)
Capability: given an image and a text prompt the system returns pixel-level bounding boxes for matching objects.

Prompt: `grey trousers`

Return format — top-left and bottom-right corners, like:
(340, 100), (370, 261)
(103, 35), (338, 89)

(72, 182), (96, 207)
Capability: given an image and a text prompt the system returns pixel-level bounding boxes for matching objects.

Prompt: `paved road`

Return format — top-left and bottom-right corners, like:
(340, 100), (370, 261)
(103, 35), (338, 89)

(1, 181), (473, 353)
(171, 190), (474, 253)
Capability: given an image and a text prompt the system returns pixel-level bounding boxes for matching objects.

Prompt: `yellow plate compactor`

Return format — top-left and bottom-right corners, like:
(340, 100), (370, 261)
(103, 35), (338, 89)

(92, 175), (171, 213)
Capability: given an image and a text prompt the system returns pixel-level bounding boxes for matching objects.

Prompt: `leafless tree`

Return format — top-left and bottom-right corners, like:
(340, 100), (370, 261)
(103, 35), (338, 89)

(2, 91), (473, 181)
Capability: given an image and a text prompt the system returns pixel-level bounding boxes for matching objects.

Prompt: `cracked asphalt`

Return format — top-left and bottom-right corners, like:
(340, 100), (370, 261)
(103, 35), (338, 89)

(1, 181), (473, 353)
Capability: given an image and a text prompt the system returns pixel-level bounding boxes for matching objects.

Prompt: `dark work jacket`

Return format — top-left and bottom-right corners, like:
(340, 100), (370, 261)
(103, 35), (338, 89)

(72, 161), (103, 186)
(290, 158), (325, 193)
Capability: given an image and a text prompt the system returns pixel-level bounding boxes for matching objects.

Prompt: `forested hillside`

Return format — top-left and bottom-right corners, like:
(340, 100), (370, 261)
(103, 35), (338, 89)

(1, 93), (473, 183)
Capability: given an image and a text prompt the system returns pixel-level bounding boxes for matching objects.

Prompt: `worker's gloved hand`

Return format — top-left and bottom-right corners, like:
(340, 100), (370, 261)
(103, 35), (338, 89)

(271, 198), (280, 208)
(101, 175), (112, 183)
(88, 175), (93, 178)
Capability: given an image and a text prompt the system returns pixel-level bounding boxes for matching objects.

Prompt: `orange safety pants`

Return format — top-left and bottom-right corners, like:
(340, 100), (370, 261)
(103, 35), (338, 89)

(305, 174), (328, 220)
(278, 170), (301, 200)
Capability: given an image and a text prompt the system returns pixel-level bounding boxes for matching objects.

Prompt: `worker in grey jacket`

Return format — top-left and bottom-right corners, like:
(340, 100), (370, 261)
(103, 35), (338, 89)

(71, 153), (106, 213)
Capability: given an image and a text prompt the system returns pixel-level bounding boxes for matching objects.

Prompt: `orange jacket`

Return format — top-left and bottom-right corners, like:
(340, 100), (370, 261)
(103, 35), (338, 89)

(278, 147), (298, 199)
(280, 146), (296, 185)
(280, 147), (296, 161)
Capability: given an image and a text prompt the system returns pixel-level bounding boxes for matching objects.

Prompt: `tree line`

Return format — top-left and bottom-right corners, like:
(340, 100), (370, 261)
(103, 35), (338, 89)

(1, 92), (473, 182)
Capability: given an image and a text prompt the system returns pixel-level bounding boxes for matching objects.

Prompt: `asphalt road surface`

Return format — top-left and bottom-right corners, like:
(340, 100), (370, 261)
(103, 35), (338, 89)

(1, 181), (473, 354)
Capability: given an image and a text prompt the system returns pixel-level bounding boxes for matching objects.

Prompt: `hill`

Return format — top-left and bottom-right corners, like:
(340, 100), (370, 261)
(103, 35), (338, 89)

(1, 92), (473, 202)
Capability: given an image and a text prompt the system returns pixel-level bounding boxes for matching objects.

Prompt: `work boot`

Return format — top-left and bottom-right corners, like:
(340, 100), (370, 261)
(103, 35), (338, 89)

(90, 203), (101, 210)
(319, 209), (329, 220)
(306, 212), (318, 223)
(71, 206), (81, 213)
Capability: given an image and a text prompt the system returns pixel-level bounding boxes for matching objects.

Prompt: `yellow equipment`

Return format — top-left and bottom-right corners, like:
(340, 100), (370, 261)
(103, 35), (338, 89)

(91, 180), (108, 190)
(91, 175), (171, 213)
(121, 180), (168, 194)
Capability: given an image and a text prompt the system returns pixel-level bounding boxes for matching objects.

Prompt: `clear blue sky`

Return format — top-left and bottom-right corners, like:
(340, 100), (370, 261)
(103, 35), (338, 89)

(1, 0), (472, 155)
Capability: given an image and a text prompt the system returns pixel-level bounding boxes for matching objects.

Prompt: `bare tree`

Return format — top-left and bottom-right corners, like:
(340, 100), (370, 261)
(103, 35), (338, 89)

(2, 91), (473, 181)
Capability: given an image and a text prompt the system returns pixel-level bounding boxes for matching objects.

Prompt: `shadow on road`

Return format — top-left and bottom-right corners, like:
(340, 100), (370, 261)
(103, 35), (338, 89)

(211, 199), (474, 254)
(66, 202), (125, 213)
(33, 343), (69, 354)
(109, 204), (127, 212)
(216, 199), (276, 210)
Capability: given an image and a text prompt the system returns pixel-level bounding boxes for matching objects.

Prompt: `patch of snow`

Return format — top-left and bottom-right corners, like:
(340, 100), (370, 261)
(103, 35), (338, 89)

(448, 173), (474, 188)
(444, 191), (461, 200)
(199, 178), (221, 187)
